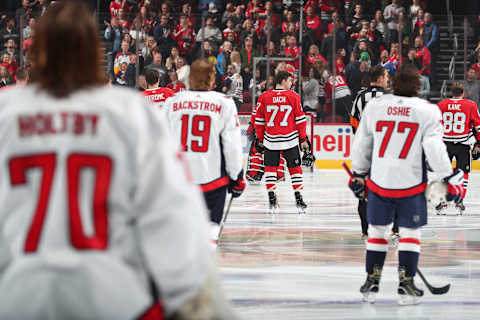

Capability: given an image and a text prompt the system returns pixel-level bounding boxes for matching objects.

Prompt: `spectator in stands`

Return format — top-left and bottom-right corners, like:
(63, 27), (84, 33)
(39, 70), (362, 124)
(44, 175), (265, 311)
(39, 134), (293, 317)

(398, 11), (412, 43)
(216, 40), (232, 76)
(473, 12), (480, 43)
(378, 49), (396, 76)
(15, 0), (32, 29)
(109, 0), (130, 19)
(117, 8), (131, 30)
(302, 66), (320, 113)
(15, 67), (29, 86)
(346, 3), (364, 32)
(33, 0), (50, 18)
(129, 18), (148, 51)
(0, 65), (13, 87)
(383, 0), (405, 47)
(172, 14), (195, 59)
(414, 36), (431, 77)
(240, 35), (258, 89)
(104, 17), (125, 74)
(196, 17), (222, 52)
(374, 9), (387, 41)
(141, 36), (157, 66)
(305, 5), (322, 46)
(200, 41), (217, 66)
(145, 48), (168, 87)
(166, 68), (186, 92)
(239, 19), (259, 44)
(0, 52), (17, 79)
(176, 56), (190, 89)
(124, 53), (137, 87)
(336, 48), (347, 75)
(22, 17), (34, 40)
(412, 8), (425, 36)
(153, 14), (174, 59)
(222, 3), (235, 26)
(422, 12), (439, 87)
(165, 46), (180, 70)
(222, 63), (243, 110)
(284, 34), (300, 70)
(282, 10), (299, 34)
(306, 44), (326, 67)
(464, 67), (480, 105)
(0, 16), (18, 48)
(1, 38), (19, 64)
(249, 67), (267, 100)
(410, 0), (425, 17)
(199, 0), (222, 15)
(230, 5), (244, 31)
(388, 42), (400, 70)
(113, 40), (130, 84)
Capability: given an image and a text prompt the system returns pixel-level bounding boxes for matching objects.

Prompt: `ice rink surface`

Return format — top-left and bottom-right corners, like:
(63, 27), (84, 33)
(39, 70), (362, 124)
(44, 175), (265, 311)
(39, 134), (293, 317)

(218, 170), (480, 320)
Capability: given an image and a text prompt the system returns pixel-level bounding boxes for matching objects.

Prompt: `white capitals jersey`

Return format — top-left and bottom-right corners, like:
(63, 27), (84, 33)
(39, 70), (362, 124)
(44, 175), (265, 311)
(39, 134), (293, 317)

(0, 85), (212, 318)
(352, 94), (453, 198)
(163, 90), (243, 191)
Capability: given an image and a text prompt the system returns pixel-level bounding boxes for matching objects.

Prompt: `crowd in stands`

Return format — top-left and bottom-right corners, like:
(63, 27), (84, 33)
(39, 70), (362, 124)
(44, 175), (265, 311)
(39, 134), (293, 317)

(2, 1), (480, 122)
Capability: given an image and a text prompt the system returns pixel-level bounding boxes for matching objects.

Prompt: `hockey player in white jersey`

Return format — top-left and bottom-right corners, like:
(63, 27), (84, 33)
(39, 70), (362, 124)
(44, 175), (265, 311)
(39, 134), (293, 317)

(349, 64), (463, 305)
(0, 2), (237, 319)
(163, 58), (245, 243)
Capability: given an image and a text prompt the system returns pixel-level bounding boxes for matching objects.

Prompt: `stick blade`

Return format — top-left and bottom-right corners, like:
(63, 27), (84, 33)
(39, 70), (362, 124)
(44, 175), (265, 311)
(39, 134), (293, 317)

(430, 283), (450, 295)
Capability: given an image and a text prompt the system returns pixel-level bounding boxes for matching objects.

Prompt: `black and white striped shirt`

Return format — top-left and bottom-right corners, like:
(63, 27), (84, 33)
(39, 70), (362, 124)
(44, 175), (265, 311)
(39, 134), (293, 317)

(350, 86), (385, 133)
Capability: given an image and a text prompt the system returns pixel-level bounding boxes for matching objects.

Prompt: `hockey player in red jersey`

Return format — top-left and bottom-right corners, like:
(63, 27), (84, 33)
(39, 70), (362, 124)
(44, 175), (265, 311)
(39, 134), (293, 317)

(437, 82), (480, 214)
(142, 69), (175, 108)
(0, 3), (238, 319)
(254, 71), (309, 213)
(325, 72), (352, 123)
(246, 105), (286, 183)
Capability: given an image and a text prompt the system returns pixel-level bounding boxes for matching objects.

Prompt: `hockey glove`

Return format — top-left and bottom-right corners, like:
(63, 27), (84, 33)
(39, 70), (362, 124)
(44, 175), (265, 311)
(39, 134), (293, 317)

(302, 151), (316, 167)
(443, 169), (464, 204)
(473, 143), (480, 160)
(254, 139), (265, 153)
(228, 170), (246, 198)
(348, 173), (367, 200)
(300, 136), (310, 152)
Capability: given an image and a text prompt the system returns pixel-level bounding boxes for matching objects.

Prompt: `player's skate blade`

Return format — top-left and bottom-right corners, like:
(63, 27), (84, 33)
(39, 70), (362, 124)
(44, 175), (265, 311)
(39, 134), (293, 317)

(397, 267), (423, 305)
(435, 202), (447, 215)
(456, 200), (465, 216)
(360, 266), (381, 304)
(295, 191), (307, 214)
(268, 192), (279, 214)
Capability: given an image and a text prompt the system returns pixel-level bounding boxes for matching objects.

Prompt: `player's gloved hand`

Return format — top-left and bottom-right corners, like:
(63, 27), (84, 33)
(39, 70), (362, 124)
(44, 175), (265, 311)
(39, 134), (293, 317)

(254, 139), (265, 153)
(348, 172), (367, 200)
(302, 151), (316, 167)
(443, 169), (464, 204)
(473, 142), (480, 160)
(228, 170), (246, 198)
(300, 137), (310, 152)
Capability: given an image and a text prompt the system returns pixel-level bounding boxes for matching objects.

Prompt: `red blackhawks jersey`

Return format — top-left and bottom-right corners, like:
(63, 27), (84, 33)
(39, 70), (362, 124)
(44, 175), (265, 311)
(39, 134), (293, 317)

(437, 98), (480, 145)
(142, 87), (175, 108)
(325, 74), (351, 100)
(255, 89), (307, 150)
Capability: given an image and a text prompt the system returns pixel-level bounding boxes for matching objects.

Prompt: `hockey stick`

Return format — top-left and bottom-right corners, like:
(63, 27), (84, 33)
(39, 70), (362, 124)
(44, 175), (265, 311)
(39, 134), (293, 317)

(342, 162), (367, 202)
(416, 268), (451, 295)
(217, 195), (234, 244)
(342, 161), (354, 178)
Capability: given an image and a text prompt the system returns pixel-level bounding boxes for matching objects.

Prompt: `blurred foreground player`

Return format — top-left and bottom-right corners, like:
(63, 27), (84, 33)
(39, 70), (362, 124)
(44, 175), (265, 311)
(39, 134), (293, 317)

(255, 71), (309, 213)
(163, 58), (245, 244)
(349, 64), (463, 305)
(142, 69), (175, 108)
(0, 2), (236, 319)
(437, 82), (480, 215)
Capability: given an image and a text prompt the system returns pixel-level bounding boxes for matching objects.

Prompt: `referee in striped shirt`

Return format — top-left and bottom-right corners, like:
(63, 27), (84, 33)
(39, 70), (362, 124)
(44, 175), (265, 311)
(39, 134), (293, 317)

(350, 66), (389, 238)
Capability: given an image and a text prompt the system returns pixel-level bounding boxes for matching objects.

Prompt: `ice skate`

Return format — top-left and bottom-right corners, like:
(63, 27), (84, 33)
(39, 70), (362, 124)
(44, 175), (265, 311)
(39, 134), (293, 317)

(455, 200), (465, 215)
(435, 202), (447, 215)
(268, 191), (279, 214)
(360, 265), (382, 303)
(397, 266), (424, 306)
(390, 231), (400, 247)
(295, 191), (307, 214)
